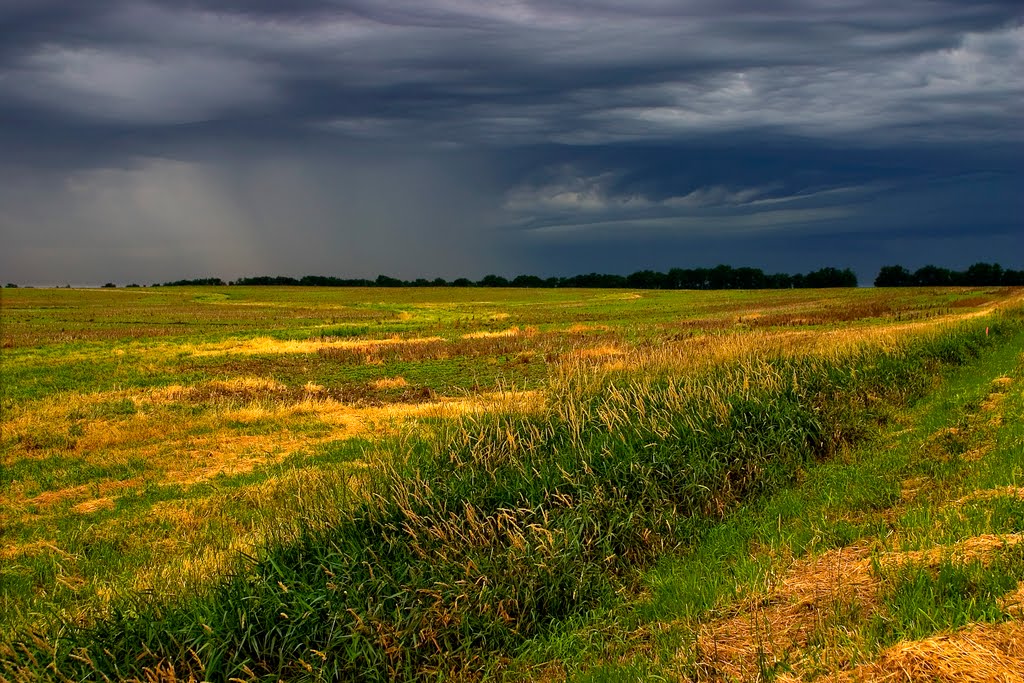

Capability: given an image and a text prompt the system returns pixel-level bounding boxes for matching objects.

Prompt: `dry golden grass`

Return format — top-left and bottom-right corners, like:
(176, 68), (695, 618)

(570, 344), (625, 359)
(6, 455), (380, 610)
(20, 478), (143, 511)
(188, 334), (445, 357)
(877, 535), (1024, 573)
(371, 376), (409, 389)
(690, 533), (1024, 681)
(558, 296), (1024, 382)
(462, 327), (520, 339)
(692, 542), (877, 681)
(131, 465), (372, 596)
(1, 385), (545, 531)
(0, 540), (73, 562)
(10, 297), (1007, 596)
(158, 434), (308, 486)
(133, 662), (202, 683)
(981, 376), (1014, 417)
(999, 582), (1024, 615)
(832, 622), (1024, 683)
(0, 368), (546, 603)
(957, 487), (1024, 505)
(565, 323), (612, 333)
(70, 497), (115, 514)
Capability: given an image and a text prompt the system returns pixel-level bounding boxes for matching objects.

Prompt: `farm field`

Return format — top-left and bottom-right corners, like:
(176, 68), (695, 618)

(2, 285), (1024, 681)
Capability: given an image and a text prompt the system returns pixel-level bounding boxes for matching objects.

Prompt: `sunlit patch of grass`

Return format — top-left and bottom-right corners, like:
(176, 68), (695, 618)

(371, 376), (409, 389)
(565, 323), (613, 333)
(462, 326), (521, 339)
(186, 334), (447, 358)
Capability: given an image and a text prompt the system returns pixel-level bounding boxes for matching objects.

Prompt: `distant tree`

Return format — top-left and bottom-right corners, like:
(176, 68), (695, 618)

(803, 267), (857, 288)
(161, 277), (226, 286)
(561, 272), (624, 288)
(375, 274), (404, 287)
(510, 274), (545, 288)
(232, 276), (298, 286)
(705, 265), (735, 290)
(4, 283), (17, 288)
(626, 270), (667, 289)
(913, 265), (953, 286)
(875, 262), (1020, 288)
(431, 277), (449, 287)
(962, 262), (1003, 286)
(300, 275), (337, 286)
(478, 274), (510, 287)
(1003, 269), (1024, 286)
(126, 283), (141, 288)
(451, 278), (473, 287)
(664, 268), (686, 289)
(102, 282), (117, 288)
(766, 272), (793, 289)
(669, 268), (711, 289)
(874, 265), (914, 287)
(733, 267), (769, 289)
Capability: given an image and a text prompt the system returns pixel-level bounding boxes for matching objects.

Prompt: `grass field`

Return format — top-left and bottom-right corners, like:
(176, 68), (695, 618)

(1, 285), (1023, 681)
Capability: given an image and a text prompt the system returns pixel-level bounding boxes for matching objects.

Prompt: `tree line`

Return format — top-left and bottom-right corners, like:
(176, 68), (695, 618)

(152, 265), (858, 289)
(875, 263), (1024, 287)
(9, 263), (1020, 290)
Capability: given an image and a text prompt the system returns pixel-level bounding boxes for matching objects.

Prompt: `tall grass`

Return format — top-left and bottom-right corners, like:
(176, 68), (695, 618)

(871, 546), (1024, 645)
(2, 316), (1017, 682)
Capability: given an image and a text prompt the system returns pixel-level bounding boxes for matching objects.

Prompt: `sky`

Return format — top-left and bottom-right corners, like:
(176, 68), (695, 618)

(0, 1), (1021, 286)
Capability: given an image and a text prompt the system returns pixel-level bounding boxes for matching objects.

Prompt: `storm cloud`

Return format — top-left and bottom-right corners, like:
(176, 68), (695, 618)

(1, 1), (1021, 284)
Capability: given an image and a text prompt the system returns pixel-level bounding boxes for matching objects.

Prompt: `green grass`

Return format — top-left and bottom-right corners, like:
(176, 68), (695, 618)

(0, 455), (149, 495)
(5, 315), (1019, 681)
(2, 286), (1022, 682)
(525, 314), (1024, 681)
(871, 548), (1024, 644)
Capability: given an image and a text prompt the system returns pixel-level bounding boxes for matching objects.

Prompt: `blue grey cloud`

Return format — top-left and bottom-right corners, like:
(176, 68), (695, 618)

(0, 1), (1021, 284)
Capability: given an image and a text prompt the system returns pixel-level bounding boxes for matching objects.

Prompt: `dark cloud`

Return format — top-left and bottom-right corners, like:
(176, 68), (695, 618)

(0, 1), (1021, 284)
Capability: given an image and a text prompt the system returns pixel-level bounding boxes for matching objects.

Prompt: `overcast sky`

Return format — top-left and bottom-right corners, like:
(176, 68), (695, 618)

(1, 1), (1021, 285)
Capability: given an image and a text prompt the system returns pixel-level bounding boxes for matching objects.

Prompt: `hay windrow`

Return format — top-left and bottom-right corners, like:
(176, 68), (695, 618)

(691, 543), (878, 680)
(835, 622), (1024, 683)
(187, 335), (446, 358)
(689, 533), (1024, 681)
(462, 327), (520, 339)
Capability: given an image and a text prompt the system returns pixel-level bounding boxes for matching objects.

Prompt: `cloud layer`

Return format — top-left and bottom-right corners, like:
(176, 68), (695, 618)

(0, 1), (1021, 283)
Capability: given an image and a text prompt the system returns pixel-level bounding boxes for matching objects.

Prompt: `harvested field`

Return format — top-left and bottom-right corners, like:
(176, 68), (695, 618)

(2, 285), (1023, 682)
